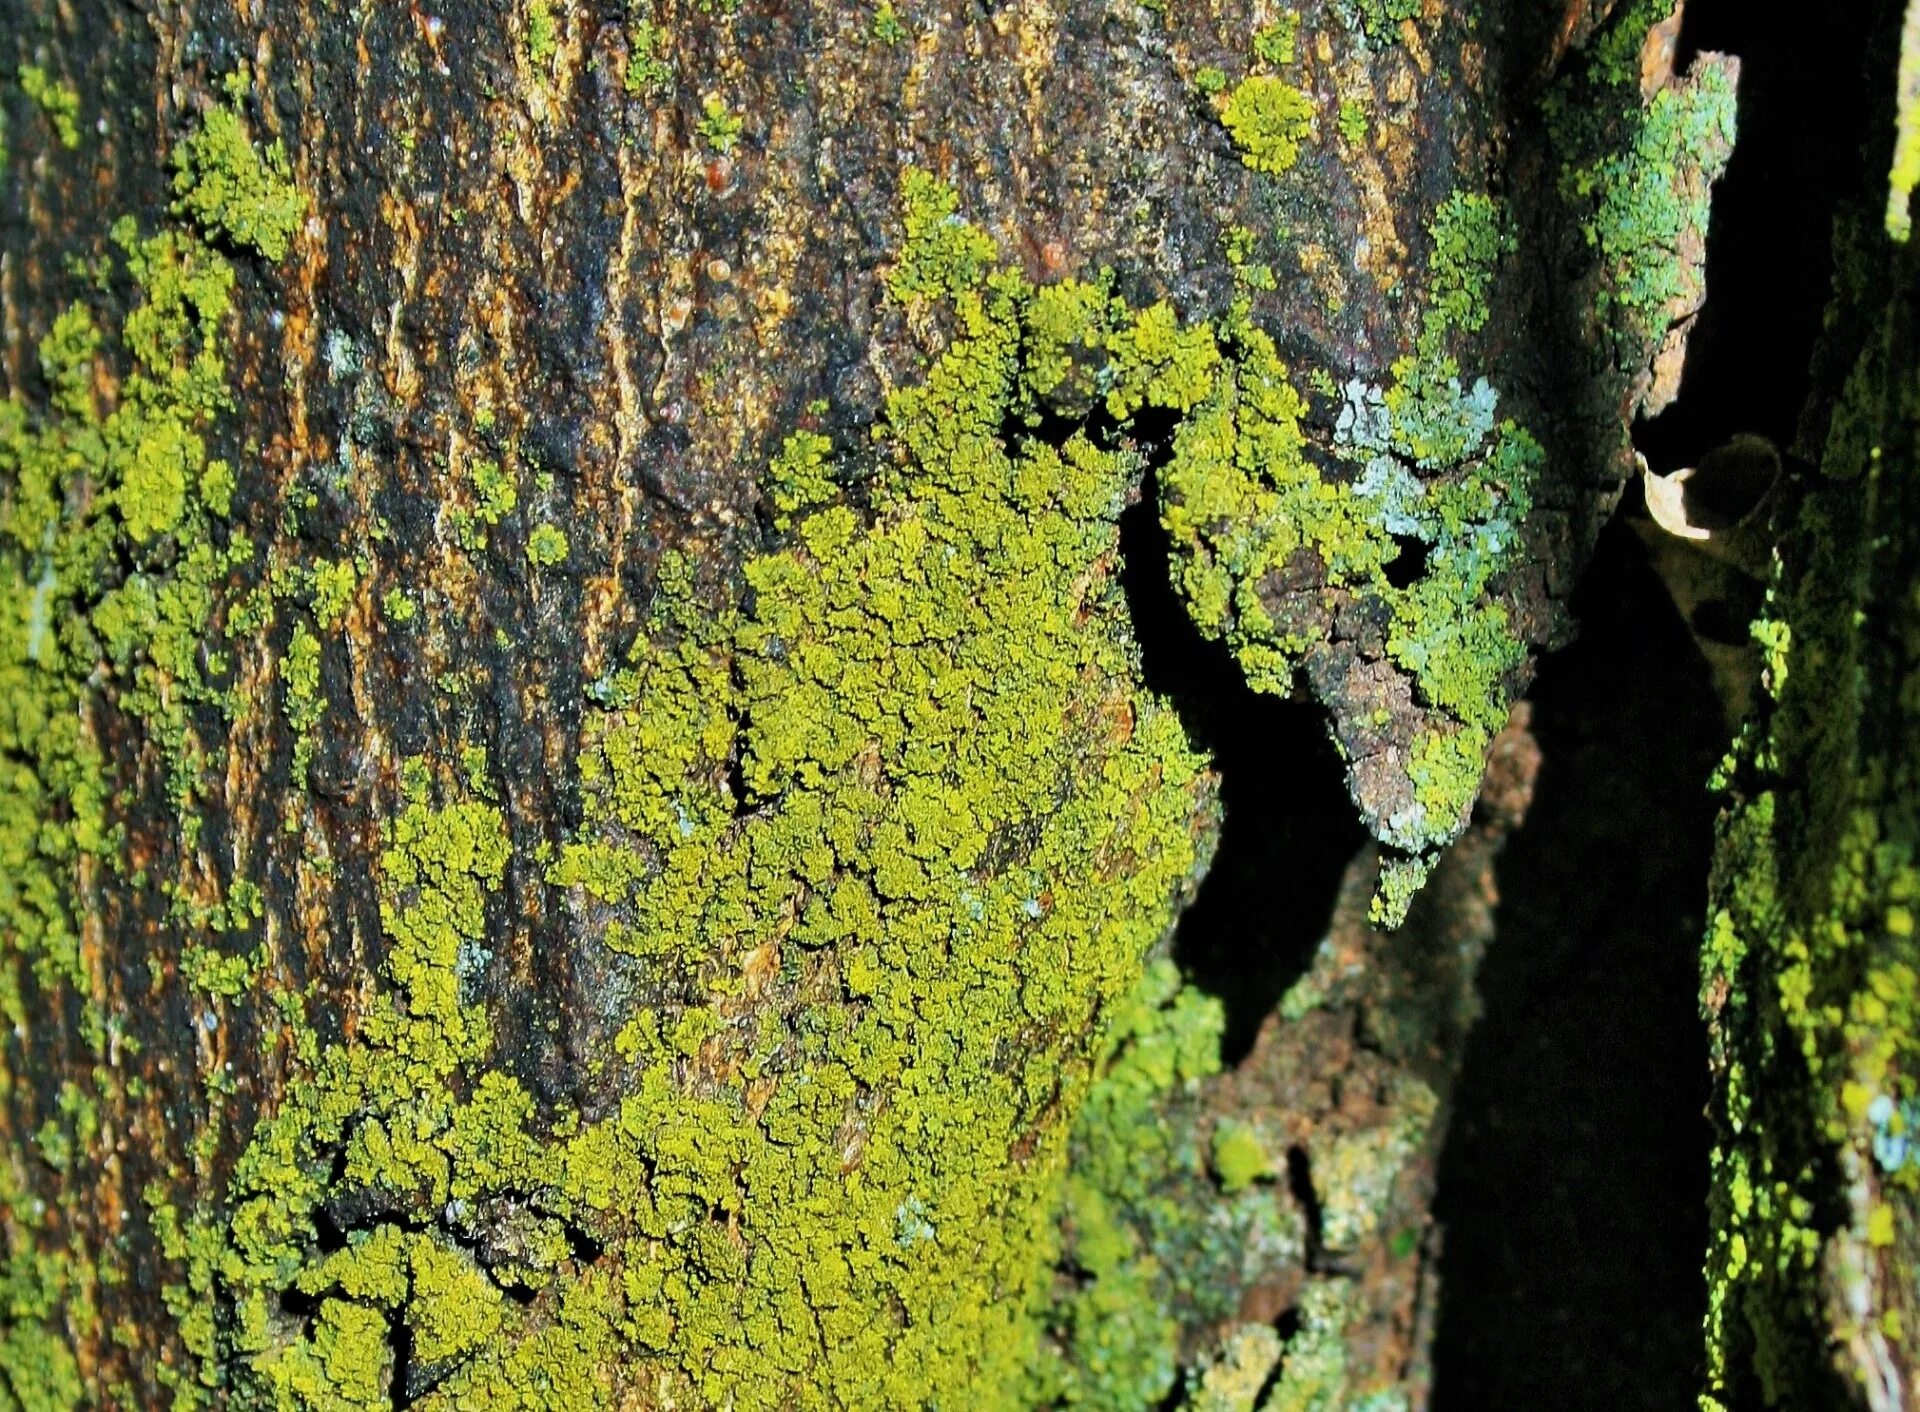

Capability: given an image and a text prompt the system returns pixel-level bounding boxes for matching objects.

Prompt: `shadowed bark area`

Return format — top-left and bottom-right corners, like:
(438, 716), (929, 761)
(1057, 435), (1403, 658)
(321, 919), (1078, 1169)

(0, 0), (1745, 1406)
(1431, 521), (1718, 1411)
(1695, 3), (1920, 1404)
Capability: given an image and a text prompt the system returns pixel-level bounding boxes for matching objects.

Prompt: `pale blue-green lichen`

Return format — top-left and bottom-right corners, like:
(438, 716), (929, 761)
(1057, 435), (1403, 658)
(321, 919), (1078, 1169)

(1543, 0), (1737, 360)
(1156, 190), (1541, 918)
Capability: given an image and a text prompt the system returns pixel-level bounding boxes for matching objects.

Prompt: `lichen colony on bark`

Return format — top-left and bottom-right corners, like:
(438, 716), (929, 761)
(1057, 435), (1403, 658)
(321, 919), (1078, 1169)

(0, 0), (1737, 1406)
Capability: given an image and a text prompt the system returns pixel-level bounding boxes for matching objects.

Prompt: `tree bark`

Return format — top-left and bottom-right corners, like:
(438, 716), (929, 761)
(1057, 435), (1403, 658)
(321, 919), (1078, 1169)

(0, 0), (1735, 1407)
(1700, 5), (1920, 1404)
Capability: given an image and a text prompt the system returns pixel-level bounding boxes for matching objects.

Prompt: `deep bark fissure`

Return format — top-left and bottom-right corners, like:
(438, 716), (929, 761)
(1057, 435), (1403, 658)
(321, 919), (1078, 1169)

(1119, 462), (1366, 1065)
(1426, 3), (1883, 1400)
(1429, 519), (1721, 1410)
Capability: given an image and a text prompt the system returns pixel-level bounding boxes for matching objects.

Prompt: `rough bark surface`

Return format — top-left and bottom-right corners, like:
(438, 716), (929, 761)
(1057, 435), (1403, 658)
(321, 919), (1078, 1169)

(0, 0), (1730, 1406)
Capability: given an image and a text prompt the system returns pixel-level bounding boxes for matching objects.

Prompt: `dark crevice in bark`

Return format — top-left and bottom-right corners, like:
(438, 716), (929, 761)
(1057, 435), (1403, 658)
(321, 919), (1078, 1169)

(1119, 465), (1365, 1065)
(1637, 0), (1876, 471)
(388, 1316), (415, 1410)
(1284, 1144), (1327, 1271)
(1429, 0), (1881, 1400)
(1429, 522), (1720, 1411)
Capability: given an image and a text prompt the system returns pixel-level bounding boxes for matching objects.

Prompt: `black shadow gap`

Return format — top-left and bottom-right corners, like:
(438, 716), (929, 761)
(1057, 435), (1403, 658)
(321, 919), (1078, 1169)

(1429, 522), (1720, 1411)
(1118, 464), (1365, 1064)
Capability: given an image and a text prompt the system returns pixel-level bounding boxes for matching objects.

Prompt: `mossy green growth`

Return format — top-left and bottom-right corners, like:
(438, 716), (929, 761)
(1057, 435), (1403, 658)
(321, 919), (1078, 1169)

(205, 172), (1216, 1409)
(308, 558), (357, 630)
(765, 428), (835, 529)
(1033, 959), (1301, 1409)
(888, 166), (998, 303)
(1219, 75), (1313, 176)
(1262, 1279), (1365, 1410)
(205, 774), (549, 1409)
(2, 216), (252, 953)
(1186, 1325), (1283, 1412)
(19, 64), (80, 149)
(169, 102), (306, 262)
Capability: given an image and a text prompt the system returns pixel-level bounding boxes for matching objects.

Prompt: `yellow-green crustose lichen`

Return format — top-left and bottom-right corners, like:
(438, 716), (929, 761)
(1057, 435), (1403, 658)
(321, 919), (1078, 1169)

(169, 101), (307, 263)
(1219, 75), (1314, 176)
(525, 523), (569, 567)
(0, 93), (304, 1409)
(1156, 190), (1542, 917)
(192, 171), (1217, 1408)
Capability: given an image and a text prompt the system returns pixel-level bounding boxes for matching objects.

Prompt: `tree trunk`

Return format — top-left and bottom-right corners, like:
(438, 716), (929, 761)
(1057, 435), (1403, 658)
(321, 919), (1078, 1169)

(1700, 5), (1920, 1404)
(0, 0), (1742, 1407)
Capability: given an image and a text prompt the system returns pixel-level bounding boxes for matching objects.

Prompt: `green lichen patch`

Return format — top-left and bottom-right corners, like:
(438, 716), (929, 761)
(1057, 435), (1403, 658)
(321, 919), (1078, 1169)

(1338, 98), (1368, 148)
(871, 3), (907, 44)
(1544, 0), (1738, 371)
(1219, 75), (1314, 176)
(1252, 17), (1300, 70)
(623, 19), (673, 94)
(19, 64), (80, 149)
(170, 102), (307, 262)
(1347, 0), (1421, 49)
(696, 93), (742, 154)
(526, 0), (559, 67)
(525, 523), (569, 567)
(203, 173), (1217, 1409)
(1154, 193), (1540, 918)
